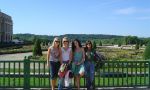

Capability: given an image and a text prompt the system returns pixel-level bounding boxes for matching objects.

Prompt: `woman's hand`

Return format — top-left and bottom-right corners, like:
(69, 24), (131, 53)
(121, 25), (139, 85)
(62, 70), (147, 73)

(74, 62), (78, 65)
(47, 47), (51, 68)
(68, 60), (71, 65)
(47, 63), (50, 67)
(76, 62), (82, 65)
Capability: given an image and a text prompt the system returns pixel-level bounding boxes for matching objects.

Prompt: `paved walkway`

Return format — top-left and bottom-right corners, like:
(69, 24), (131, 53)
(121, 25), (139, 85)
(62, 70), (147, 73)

(0, 51), (47, 61)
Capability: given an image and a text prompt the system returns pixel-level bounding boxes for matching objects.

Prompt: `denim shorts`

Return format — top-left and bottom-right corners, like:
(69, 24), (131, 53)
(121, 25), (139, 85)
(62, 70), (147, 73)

(50, 61), (60, 79)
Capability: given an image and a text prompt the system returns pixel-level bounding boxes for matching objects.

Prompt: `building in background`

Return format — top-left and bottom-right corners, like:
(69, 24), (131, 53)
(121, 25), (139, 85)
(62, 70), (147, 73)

(0, 11), (13, 43)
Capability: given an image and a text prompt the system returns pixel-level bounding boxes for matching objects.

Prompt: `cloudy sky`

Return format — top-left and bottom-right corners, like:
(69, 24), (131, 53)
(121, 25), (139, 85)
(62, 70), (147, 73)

(0, 0), (150, 37)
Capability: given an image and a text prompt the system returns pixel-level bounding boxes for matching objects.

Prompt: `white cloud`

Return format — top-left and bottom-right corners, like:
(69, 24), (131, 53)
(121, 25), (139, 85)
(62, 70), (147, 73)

(100, 0), (124, 6)
(87, 0), (124, 11)
(115, 7), (137, 15)
(115, 7), (150, 15)
(136, 16), (150, 20)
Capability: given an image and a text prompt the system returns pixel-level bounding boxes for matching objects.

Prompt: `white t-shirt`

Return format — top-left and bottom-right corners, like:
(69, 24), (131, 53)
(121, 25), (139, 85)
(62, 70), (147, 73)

(61, 47), (71, 62)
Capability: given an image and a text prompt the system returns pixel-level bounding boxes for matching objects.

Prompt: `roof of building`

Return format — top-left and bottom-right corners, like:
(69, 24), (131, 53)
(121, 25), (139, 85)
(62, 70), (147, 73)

(0, 11), (12, 20)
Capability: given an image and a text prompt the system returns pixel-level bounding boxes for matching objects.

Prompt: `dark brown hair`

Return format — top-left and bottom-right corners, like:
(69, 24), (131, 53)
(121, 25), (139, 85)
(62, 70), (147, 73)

(72, 39), (82, 52)
(84, 40), (93, 52)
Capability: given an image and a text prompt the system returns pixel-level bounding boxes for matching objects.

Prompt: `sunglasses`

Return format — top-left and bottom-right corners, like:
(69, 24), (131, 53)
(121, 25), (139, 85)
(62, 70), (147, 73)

(87, 43), (91, 45)
(63, 41), (69, 42)
(55, 41), (60, 43)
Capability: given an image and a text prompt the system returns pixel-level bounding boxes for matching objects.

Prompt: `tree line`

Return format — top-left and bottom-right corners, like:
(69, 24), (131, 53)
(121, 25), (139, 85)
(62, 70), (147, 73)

(13, 34), (150, 45)
(27, 34), (150, 60)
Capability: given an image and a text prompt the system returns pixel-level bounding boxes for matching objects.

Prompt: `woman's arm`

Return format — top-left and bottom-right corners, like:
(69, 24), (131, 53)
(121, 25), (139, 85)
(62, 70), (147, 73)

(81, 48), (85, 63)
(69, 49), (72, 64)
(78, 48), (85, 65)
(47, 47), (51, 67)
(59, 48), (62, 64)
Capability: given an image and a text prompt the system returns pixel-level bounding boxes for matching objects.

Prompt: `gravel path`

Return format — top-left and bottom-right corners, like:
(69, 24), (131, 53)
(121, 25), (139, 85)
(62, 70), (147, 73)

(0, 51), (47, 61)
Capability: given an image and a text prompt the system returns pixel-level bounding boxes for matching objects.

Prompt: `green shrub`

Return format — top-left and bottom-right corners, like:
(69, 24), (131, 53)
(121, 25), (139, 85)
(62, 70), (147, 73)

(135, 43), (139, 50)
(93, 41), (97, 50)
(144, 41), (150, 60)
(33, 38), (42, 56)
(99, 40), (102, 46)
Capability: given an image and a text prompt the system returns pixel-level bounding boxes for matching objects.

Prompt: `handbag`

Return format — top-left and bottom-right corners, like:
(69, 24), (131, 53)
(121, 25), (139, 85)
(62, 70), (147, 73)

(58, 63), (68, 78)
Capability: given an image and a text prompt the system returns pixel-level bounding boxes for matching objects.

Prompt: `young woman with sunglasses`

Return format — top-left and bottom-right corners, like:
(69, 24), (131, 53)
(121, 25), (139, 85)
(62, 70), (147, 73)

(58, 37), (72, 90)
(84, 40), (96, 90)
(47, 37), (61, 90)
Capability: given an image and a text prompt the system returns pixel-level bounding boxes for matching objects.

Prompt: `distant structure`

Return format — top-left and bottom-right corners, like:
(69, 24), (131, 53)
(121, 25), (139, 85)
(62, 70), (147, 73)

(0, 11), (13, 43)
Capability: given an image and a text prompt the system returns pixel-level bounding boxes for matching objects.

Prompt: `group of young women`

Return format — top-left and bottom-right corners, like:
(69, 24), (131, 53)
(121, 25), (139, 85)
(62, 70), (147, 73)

(47, 37), (96, 90)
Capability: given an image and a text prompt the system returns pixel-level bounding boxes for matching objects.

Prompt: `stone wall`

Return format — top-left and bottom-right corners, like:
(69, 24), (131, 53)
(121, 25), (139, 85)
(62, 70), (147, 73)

(0, 11), (13, 43)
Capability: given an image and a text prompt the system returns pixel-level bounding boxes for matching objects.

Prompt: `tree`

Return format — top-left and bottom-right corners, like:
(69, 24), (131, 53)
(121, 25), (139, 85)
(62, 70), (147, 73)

(99, 40), (102, 46)
(60, 39), (63, 47)
(135, 43), (139, 50)
(144, 41), (150, 60)
(93, 41), (97, 50)
(139, 39), (144, 47)
(41, 39), (49, 46)
(32, 36), (37, 44)
(135, 39), (140, 50)
(125, 36), (139, 45)
(33, 38), (42, 56)
(118, 42), (122, 47)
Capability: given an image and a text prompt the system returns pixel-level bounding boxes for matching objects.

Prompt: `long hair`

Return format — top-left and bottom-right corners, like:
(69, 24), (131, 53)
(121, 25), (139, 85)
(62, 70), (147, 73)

(72, 39), (82, 52)
(62, 37), (69, 42)
(62, 37), (69, 47)
(84, 40), (93, 52)
(51, 37), (60, 48)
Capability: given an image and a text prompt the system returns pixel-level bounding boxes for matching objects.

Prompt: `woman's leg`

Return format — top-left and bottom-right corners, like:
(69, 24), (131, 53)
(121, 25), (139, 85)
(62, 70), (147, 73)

(67, 83), (72, 90)
(74, 75), (80, 90)
(76, 65), (84, 90)
(74, 76), (78, 88)
(90, 63), (95, 89)
(76, 76), (80, 90)
(58, 78), (64, 90)
(77, 73), (84, 90)
(50, 61), (55, 90)
(84, 61), (91, 90)
(50, 61), (60, 90)
(51, 79), (55, 90)
(90, 63), (95, 82)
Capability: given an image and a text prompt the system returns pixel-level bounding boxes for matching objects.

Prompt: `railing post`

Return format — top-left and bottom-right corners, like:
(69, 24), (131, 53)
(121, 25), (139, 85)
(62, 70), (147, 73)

(24, 56), (30, 89)
(149, 61), (150, 87)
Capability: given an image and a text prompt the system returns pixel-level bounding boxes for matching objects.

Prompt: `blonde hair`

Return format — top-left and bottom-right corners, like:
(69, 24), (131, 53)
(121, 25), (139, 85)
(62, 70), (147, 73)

(51, 37), (60, 48)
(62, 37), (69, 42)
(62, 37), (70, 47)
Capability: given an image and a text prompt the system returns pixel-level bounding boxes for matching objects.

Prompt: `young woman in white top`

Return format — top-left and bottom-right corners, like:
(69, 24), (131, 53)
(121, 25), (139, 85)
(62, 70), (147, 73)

(47, 37), (61, 90)
(58, 37), (72, 90)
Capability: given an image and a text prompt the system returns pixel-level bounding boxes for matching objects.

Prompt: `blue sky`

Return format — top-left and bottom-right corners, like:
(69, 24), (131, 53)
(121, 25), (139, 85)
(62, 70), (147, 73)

(0, 0), (150, 37)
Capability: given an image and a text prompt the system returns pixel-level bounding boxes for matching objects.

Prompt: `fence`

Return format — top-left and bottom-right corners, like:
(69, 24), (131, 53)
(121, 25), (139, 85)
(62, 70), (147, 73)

(0, 59), (150, 89)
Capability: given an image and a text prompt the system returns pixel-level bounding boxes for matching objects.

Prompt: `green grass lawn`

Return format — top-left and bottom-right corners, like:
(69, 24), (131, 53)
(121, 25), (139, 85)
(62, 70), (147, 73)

(0, 76), (149, 88)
